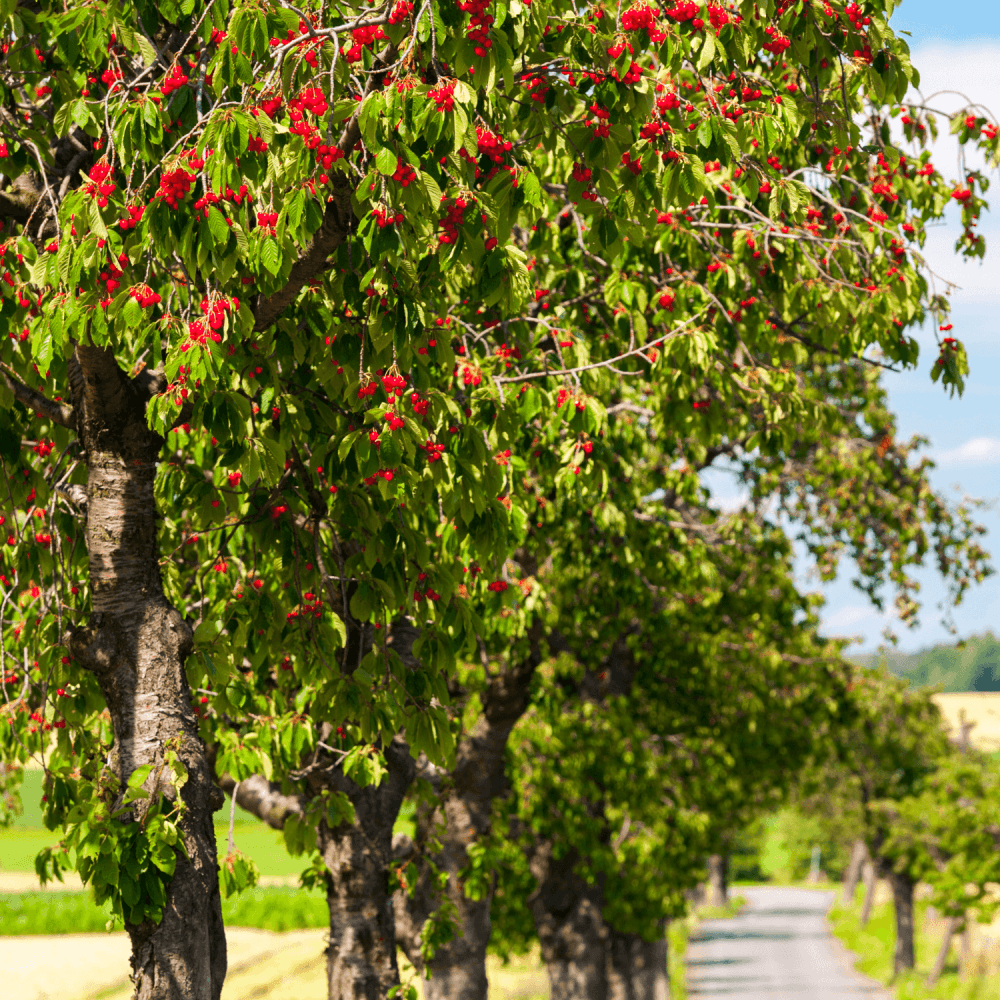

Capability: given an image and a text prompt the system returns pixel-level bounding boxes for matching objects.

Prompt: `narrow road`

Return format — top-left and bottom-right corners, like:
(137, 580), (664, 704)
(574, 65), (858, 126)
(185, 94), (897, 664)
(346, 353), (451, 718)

(687, 886), (892, 998)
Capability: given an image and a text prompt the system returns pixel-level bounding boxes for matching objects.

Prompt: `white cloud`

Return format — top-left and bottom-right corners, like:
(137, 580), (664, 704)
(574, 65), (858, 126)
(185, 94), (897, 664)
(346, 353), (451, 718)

(822, 604), (889, 640)
(935, 436), (1000, 464)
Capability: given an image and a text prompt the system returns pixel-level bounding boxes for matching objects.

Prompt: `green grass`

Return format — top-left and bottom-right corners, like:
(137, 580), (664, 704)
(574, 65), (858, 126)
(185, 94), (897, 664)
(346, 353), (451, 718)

(1, 787), (417, 878)
(663, 894), (747, 999)
(1, 824), (306, 877)
(669, 914), (693, 1000)
(829, 887), (1000, 1000)
(0, 885), (329, 935)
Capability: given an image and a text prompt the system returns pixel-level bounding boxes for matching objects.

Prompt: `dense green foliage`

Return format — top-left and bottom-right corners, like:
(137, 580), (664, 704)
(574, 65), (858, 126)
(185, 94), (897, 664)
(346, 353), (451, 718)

(0, 0), (996, 993)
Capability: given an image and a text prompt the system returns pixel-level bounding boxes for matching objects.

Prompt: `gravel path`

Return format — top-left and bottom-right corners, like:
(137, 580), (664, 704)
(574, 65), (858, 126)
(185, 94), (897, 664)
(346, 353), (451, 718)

(687, 886), (893, 998)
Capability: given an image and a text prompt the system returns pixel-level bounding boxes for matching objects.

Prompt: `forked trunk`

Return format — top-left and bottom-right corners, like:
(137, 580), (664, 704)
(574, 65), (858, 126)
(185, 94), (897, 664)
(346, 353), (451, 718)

(888, 869), (916, 975)
(67, 346), (226, 1000)
(320, 737), (415, 1000)
(706, 854), (728, 908)
(607, 928), (669, 1000)
(841, 840), (867, 906)
(393, 628), (544, 1000)
(528, 842), (609, 1000)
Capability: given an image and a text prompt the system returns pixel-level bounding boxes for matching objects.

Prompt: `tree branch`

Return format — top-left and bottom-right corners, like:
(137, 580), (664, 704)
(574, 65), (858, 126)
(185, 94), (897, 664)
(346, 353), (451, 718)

(217, 773), (306, 830)
(251, 118), (366, 332)
(1, 365), (76, 429)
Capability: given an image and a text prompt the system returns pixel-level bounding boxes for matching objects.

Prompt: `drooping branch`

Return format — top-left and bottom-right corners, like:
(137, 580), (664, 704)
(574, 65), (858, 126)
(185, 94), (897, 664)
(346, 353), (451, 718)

(218, 773), (306, 830)
(1, 365), (76, 429)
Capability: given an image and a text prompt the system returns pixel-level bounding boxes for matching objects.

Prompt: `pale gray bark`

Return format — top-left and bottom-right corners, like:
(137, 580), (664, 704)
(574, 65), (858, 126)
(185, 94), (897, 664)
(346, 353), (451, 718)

(859, 861), (877, 928)
(927, 914), (961, 987)
(841, 839), (867, 906)
(607, 929), (669, 1000)
(706, 855), (728, 908)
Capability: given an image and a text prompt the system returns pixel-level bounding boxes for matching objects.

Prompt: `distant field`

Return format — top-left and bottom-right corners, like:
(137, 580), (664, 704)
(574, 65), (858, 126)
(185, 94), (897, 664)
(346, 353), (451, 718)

(1, 769), (417, 881)
(931, 692), (1000, 752)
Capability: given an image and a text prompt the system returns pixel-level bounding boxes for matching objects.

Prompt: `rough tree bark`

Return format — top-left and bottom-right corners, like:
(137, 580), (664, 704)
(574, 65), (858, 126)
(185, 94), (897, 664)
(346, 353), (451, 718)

(528, 841), (610, 1000)
(607, 927), (670, 1000)
(705, 854), (728, 908)
(318, 735), (416, 1000)
(841, 839), (868, 906)
(888, 869), (916, 975)
(392, 622), (545, 1000)
(65, 345), (226, 1000)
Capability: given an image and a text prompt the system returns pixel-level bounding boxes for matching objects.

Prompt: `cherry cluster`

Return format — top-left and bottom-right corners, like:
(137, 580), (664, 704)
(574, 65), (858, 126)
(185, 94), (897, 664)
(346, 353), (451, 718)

(476, 127), (513, 164)
(118, 205), (145, 230)
(585, 104), (611, 139)
(459, 0), (494, 58)
(341, 24), (388, 63)
(388, 0), (414, 24)
(461, 365), (482, 387)
(161, 64), (189, 97)
(430, 80), (456, 112)
(622, 3), (666, 42)
(372, 207), (405, 228)
(129, 284), (162, 308)
(85, 162), (116, 208)
(522, 75), (549, 104)
(257, 210), (279, 235)
(159, 167), (196, 208)
(437, 196), (468, 244)
(391, 160), (417, 187)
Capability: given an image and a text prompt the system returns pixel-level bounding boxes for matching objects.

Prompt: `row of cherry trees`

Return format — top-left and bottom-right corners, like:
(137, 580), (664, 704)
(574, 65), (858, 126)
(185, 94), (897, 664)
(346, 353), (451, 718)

(0, 0), (995, 998)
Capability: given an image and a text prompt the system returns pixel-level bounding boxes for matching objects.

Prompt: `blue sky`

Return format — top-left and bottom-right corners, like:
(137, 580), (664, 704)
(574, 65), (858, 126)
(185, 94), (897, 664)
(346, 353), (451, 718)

(705, 2), (1000, 654)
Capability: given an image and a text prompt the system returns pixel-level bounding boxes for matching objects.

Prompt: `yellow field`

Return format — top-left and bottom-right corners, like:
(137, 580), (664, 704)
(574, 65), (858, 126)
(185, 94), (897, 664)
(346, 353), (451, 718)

(4, 933), (549, 1000)
(931, 693), (1000, 751)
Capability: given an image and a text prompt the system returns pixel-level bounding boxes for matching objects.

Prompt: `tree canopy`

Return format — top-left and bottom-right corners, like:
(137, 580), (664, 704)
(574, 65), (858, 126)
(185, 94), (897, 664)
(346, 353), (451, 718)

(0, 0), (996, 998)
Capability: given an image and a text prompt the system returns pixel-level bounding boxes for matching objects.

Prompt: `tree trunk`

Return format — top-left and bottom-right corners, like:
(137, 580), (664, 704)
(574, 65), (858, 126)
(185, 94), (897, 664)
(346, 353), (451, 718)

(888, 869), (916, 975)
(607, 928), (669, 1000)
(392, 625), (544, 1000)
(959, 920), (973, 978)
(66, 346), (226, 1000)
(528, 842), (609, 1000)
(859, 861), (877, 928)
(706, 854), (728, 908)
(927, 914), (961, 987)
(842, 840), (867, 906)
(320, 736), (415, 1000)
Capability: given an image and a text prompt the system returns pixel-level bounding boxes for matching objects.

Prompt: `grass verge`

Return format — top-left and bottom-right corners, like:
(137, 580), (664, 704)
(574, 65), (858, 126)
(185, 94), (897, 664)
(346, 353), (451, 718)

(667, 894), (748, 999)
(0, 885), (328, 935)
(829, 888), (1000, 1000)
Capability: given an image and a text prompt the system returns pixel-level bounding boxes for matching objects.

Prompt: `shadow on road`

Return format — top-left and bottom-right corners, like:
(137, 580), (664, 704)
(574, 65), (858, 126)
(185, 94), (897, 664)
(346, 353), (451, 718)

(691, 929), (794, 941)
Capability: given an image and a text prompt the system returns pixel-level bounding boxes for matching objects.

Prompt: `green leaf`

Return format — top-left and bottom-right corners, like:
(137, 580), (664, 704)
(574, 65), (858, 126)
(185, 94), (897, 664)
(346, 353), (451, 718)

(376, 148), (399, 176)
(208, 206), (230, 245)
(261, 238), (281, 275)
(128, 764), (154, 789)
